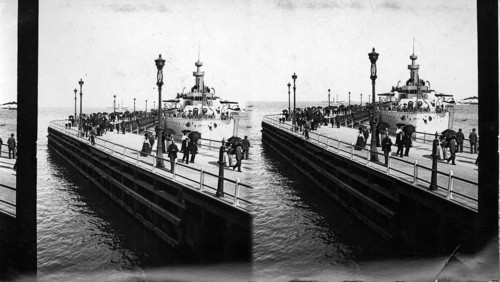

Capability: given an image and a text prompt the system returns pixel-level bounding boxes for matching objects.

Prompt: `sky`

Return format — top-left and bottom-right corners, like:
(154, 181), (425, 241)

(1, 0), (478, 109)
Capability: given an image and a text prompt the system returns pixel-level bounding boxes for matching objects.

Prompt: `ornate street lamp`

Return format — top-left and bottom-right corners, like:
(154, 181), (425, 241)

(292, 73), (297, 130)
(287, 82), (291, 120)
(369, 47), (379, 161)
(78, 79), (84, 137)
(73, 88), (77, 125)
(113, 95), (116, 114)
(328, 89), (331, 108)
(154, 54), (166, 168)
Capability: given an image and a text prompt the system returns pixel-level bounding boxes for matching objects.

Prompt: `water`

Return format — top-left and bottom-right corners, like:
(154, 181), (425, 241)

(1, 103), (478, 280)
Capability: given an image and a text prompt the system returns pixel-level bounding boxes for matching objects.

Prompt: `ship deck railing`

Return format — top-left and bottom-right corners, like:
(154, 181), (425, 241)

(263, 114), (478, 210)
(49, 120), (253, 211)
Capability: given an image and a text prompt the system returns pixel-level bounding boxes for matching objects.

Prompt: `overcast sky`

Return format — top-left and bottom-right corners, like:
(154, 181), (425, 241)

(1, 0), (477, 109)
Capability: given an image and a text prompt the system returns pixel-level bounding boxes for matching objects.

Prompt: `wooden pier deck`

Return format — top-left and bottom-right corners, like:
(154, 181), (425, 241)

(49, 121), (253, 209)
(0, 147), (16, 217)
(264, 115), (478, 210)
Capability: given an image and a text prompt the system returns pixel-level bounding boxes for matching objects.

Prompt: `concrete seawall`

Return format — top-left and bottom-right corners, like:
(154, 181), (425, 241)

(262, 120), (477, 254)
(47, 125), (252, 262)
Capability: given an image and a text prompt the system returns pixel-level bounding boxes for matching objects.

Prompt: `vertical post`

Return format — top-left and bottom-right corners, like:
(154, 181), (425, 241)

(429, 133), (439, 190)
(447, 170), (454, 199)
(366, 149), (370, 165)
(326, 135), (329, 148)
(413, 160), (418, 185)
(123, 147), (126, 158)
(152, 156), (156, 171)
(368, 48), (379, 162)
(216, 144), (226, 197)
(387, 154), (391, 174)
(136, 150), (139, 165)
(111, 144), (115, 154)
(209, 139), (212, 150)
(423, 133), (426, 143)
(17, 1), (38, 271)
(172, 159), (177, 180)
(199, 168), (204, 191)
(337, 139), (341, 153)
(233, 178), (240, 206)
(351, 142), (354, 160)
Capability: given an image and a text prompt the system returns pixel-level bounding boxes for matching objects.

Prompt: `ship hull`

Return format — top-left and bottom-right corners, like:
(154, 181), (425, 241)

(165, 116), (237, 141)
(379, 110), (451, 136)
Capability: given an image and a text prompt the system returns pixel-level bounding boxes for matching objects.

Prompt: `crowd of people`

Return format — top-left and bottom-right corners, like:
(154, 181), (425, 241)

(0, 133), (17, 170)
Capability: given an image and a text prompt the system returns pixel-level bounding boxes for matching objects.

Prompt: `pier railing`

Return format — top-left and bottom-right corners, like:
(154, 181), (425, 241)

(49, 120), (252, 209)
(263, 114), (478, 209)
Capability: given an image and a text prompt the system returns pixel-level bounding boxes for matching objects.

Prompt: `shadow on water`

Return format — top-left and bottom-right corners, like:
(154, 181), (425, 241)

(38, 148), (191, 276)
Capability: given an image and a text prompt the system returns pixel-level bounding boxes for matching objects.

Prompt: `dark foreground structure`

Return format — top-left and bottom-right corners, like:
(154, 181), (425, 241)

(46, 125), (252, 262)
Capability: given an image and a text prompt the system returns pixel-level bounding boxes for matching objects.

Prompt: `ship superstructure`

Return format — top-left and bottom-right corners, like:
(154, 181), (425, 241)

(378, 50), (455, 135)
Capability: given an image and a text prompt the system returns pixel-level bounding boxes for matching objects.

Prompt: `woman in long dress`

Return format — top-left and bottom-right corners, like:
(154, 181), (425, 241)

(355, 127), (365, 150)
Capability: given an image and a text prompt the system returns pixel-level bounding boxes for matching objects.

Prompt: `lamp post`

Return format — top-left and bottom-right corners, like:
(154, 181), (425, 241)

(348, 91), (351, 107)
(145, 100), (148, 112)
(113, 95), (116, 114)
(287, 82), (291, 120)
(133, 98), (136, 116)
(328, 89), (331, 108)
(154, 101), (156, 111)
(292, 73), (297, 130)
(154, 54), (165, 168)
(78, 79), (84, 137)
(73, 88), (77, 125)
(369, 47), (379, 161)
(360, 93), (363, 106)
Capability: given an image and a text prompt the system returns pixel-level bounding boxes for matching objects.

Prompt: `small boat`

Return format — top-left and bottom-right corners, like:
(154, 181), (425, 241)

(458, 96), (478, 105)
(0, 101), (17, 110)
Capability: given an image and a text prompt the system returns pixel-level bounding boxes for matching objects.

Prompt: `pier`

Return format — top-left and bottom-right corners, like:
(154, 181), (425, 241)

(47, 119), (253, 262)
(262, 114), (479, 253)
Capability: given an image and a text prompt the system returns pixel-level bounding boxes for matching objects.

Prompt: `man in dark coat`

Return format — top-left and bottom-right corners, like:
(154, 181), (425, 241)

(447, 137), (457, 165)
(167, 141), (179, 171)
(469, 128), (478, 154)
(189, 140), (198, 163)
(381, 134), (393, 166)
(395, 127), (404, 157)
(7, 133), (16, 159)
(403, 133), (412, 157)
(241, 136), (250, 160)
(181, 136), (190, 164)
(456, 129), (465, 153)
(233, 144), (243, 172)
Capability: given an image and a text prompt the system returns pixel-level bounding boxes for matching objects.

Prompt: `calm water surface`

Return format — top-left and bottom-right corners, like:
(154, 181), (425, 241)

(0, 103), (478, 280)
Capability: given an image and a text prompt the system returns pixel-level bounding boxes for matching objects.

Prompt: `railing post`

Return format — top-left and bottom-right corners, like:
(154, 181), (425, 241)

(387, 154), (391, 174)
(447, 170), (454, 199)
(216, 144), (226, 197)
(136, 151), (139, 165)
(172, 159), (177, 180)
(326, 135), (329, 148)
(209, 140), (212, 150)
(366, 149), (370, 166)
(123, 147), (126, 159)
(413, 160), (418, 185)
(429, 133), (439, 191)
(151, 156), (156, 171)
(111, 144), (115, 154)
(233, 178), (240, 206)
(423, 133), (426, 143)
(199, 168), (204, 191)
(337, 139), (341, 153)
(351, 142), (354, 160)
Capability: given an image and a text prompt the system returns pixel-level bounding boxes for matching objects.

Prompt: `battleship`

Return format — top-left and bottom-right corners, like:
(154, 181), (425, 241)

(378, 50), (455, 135)
(162, 56), (241, 140)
